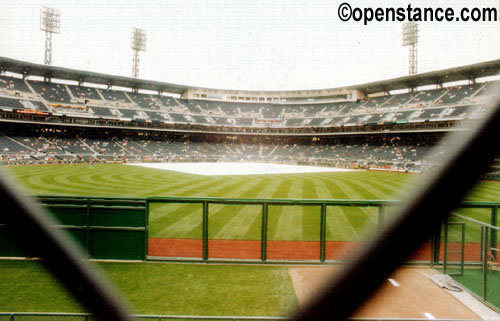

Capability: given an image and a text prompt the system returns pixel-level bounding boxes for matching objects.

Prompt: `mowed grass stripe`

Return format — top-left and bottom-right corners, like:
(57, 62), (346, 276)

(309, 177), (358, 241)
(207, 176), (265, 238)
(6, 164), (498, 243)
(149, 175), (241, 222)
(353, 176), (409, 198)
(341, 178), (393, 200)
(153, 175), (274, 238)
(150, 177), (249, 237)
(165, 176), (265, 239)
(318, 177), (378, 240)
(466, 182), (500, 201)
(299, 177), (322, 241)
(211, 177), (284, 240)
(270, 179), (305, 241)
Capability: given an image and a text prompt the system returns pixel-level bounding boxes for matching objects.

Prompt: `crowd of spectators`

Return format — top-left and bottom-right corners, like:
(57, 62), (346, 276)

(0, 132), (440, 172)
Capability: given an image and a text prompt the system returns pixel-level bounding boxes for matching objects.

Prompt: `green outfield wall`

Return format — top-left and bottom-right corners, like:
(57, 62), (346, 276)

(0, 196), (148, 260)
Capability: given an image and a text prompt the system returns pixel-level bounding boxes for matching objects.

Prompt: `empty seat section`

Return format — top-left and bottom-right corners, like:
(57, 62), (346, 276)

(67, 85), (102, 101)
(29, 81), (72, 103)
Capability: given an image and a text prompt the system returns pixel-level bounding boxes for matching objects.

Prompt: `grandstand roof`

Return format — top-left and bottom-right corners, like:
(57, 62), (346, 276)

(1, 56), (499, 96)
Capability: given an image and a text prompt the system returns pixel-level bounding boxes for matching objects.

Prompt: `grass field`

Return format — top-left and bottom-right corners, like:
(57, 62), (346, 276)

(2, 163), (500, 315)
(0, 260), (297, 316)
(5, 163), (500, 242)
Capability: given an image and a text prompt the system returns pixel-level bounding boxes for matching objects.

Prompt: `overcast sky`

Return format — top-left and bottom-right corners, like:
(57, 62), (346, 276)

(0, 0), (498, 91)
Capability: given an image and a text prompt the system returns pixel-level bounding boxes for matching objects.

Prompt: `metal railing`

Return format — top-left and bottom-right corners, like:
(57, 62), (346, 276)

(147, 197), (397, 263)
(445, 212), (500, 305)
(147, 197), (500, 264)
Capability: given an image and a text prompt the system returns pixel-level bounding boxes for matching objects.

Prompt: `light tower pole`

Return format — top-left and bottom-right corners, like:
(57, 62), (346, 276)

(402, 22), (419, 75)
(131, 28), (147, 78)
(40, 6), (61, 66)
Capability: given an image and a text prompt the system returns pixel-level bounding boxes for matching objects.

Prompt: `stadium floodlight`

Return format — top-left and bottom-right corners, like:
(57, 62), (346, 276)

(131, 28), (147, 78)
(402, 22), (419, 75)
(40, 6), (61, 66)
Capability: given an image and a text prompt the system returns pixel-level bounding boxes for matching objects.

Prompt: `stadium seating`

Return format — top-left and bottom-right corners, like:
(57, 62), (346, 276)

(67, 85), (102, 101)
(0, 76), (32, 93)
(0, 129), (440, 172)
(29, 80), (73, 104)
(99, 88), (131, 104)
(0, 74), (497, 131)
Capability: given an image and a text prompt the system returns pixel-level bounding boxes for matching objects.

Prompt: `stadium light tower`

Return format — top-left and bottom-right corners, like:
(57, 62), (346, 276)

(402, 22), (419, 75)
(131, 28), (147, 78)
(40, 6), (61, 66)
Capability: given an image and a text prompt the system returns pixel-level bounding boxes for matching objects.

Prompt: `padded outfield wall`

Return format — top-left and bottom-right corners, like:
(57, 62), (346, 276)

(0, 196), (148, 260)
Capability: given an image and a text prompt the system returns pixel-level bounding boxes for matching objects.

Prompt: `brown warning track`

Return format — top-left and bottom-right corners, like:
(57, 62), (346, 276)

(148, 238), (482, 261)
(289, 267), (481, 319)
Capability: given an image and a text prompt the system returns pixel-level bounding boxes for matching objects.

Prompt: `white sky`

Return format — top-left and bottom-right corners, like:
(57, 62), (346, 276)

(0, 0), (499, 91)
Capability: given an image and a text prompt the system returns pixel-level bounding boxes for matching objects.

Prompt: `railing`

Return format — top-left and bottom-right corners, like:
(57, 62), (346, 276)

(444, 212), (500, 306)
(147, 197), (397, 263)
(147, 197), (500, 265)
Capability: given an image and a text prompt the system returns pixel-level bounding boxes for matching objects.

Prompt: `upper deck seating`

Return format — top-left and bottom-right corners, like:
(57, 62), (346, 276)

(0, 76), (31, 93)
(67, 85), (102, 101)
(100, 89), (130, 104)
(29, 81), (72, 104)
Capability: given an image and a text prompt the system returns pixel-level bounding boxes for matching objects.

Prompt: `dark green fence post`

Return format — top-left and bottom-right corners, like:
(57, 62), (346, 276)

(491, 206), (498, 260)
(202, 201), (209, 261)
(430, 228), (441, 267)
(261, 203), (268, 262)
(378, 205), (385, 230)
(443, 219), (449, 274)
(320, 204), (327, 263)
(434, 226), (442, 266)
(145, 199), (150, 260)
(482, 226), (489, 301)
(480, 226), (485, 262)
(86, 198), (91, 258)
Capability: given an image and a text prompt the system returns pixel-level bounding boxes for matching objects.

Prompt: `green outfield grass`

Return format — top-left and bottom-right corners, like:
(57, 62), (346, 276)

(5, 163), (500, 242)
(0, 260), (297, 316)
(1, 163), (500, 316)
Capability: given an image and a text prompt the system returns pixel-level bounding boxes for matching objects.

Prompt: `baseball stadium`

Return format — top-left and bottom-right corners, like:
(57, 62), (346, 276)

(0, 1), (499, 321)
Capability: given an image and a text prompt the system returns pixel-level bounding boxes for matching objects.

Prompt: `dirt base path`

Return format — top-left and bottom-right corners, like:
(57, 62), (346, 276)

(289, 267), (481, 320)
